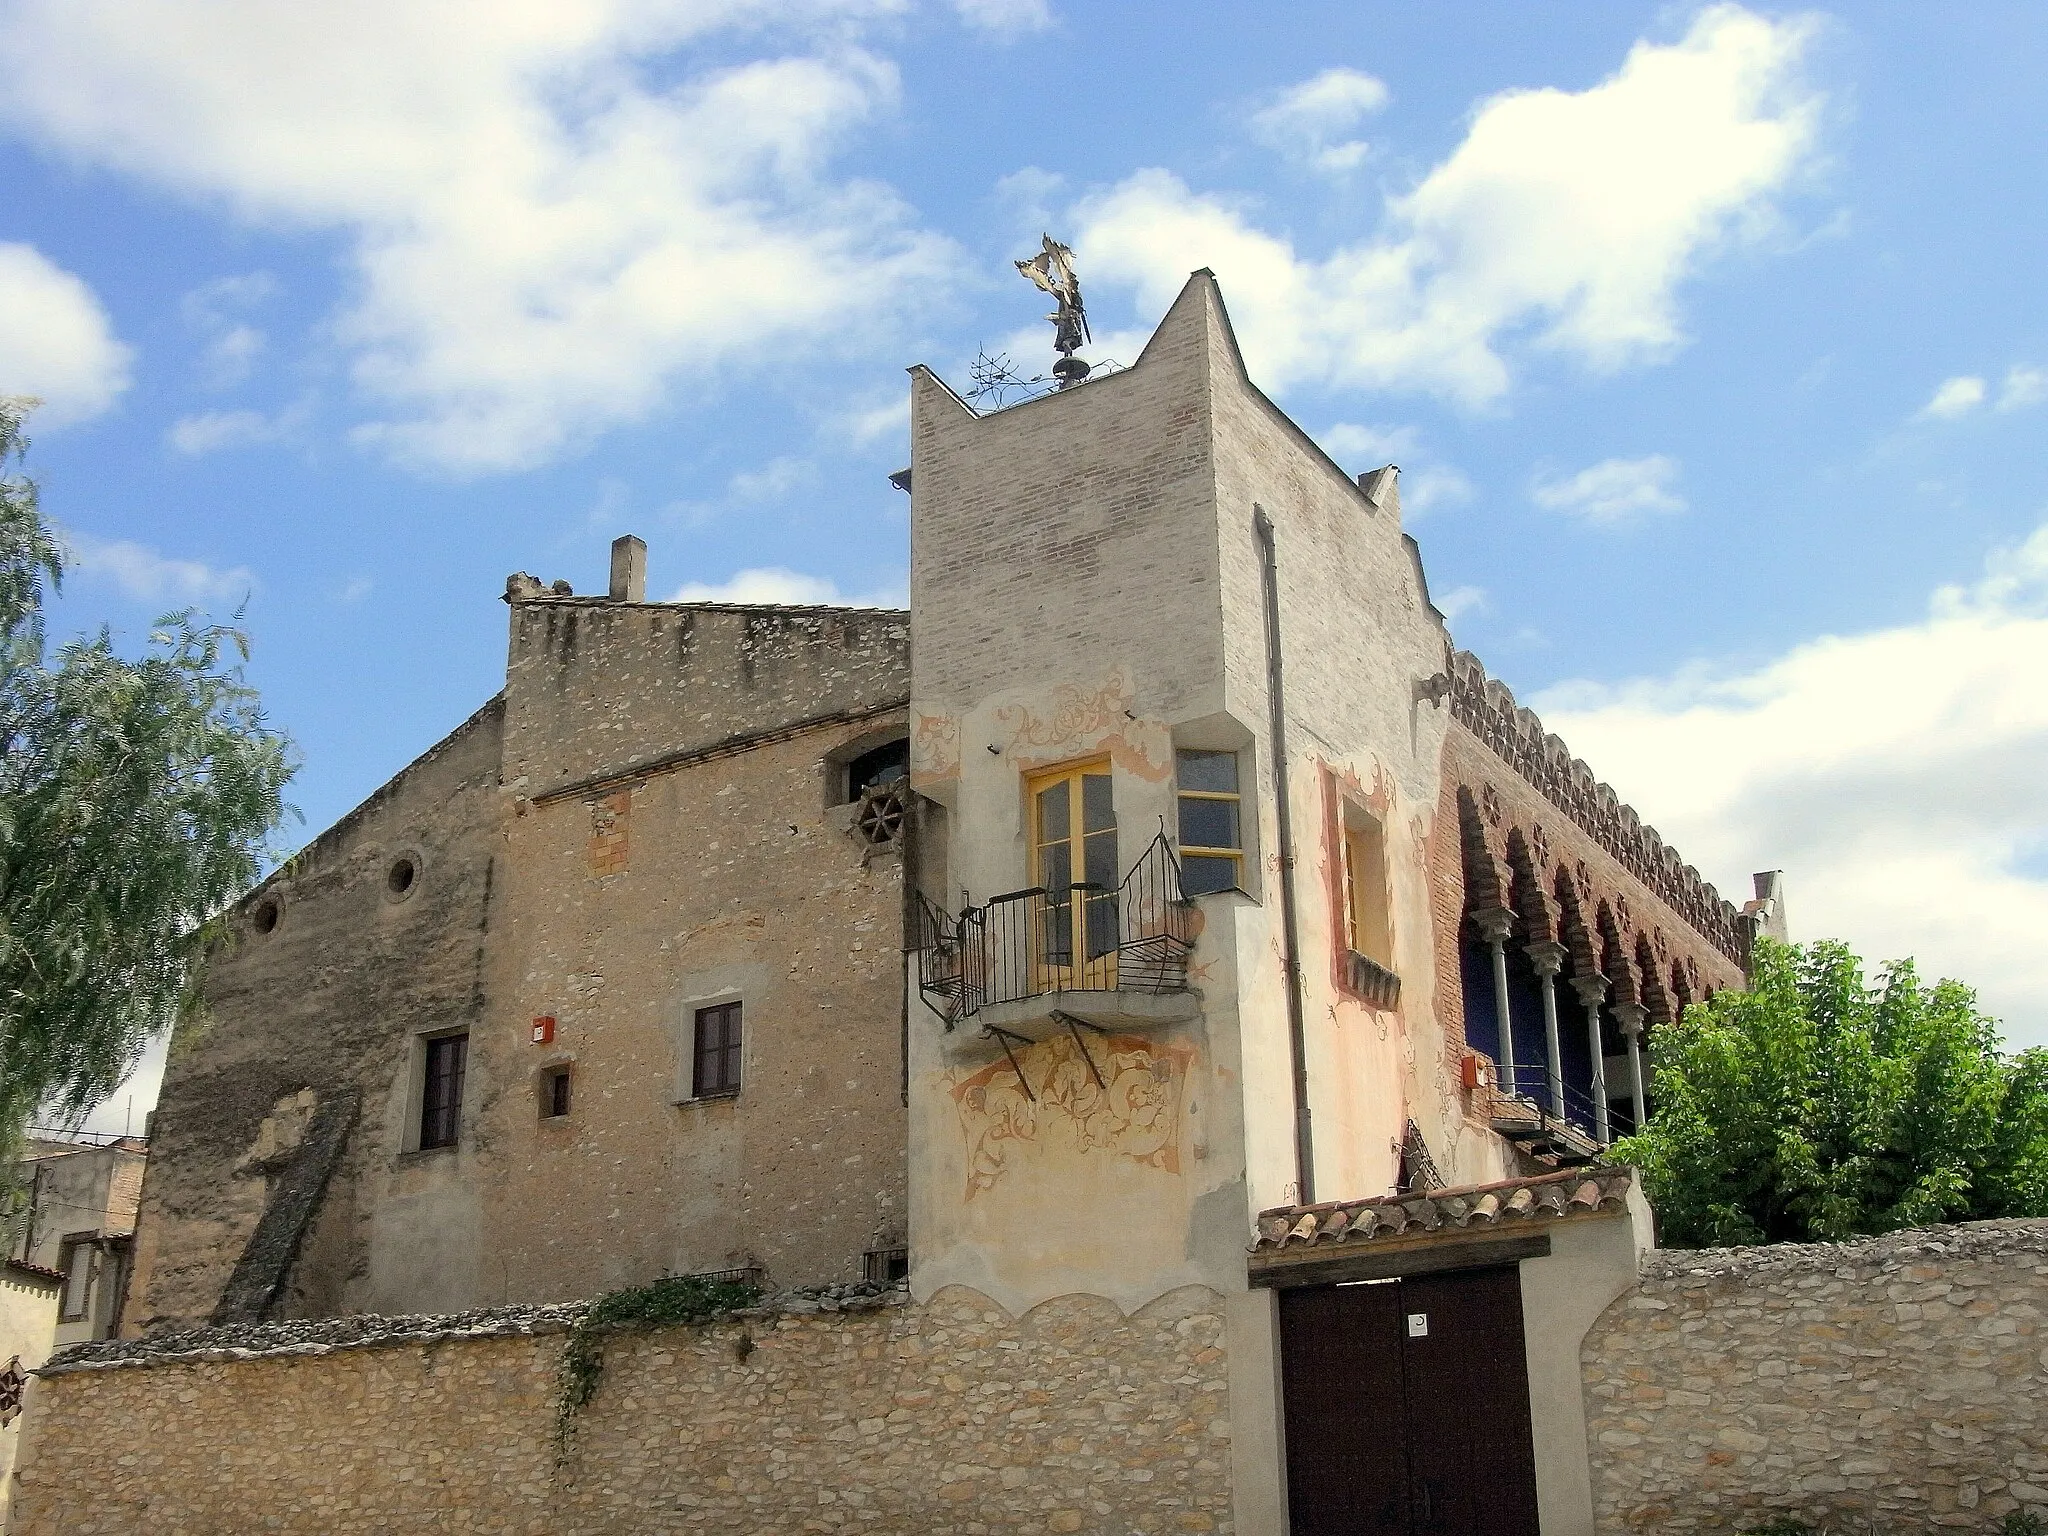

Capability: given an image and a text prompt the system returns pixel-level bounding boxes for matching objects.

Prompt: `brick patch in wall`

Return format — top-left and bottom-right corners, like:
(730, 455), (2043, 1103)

(586, 788), (630, 877)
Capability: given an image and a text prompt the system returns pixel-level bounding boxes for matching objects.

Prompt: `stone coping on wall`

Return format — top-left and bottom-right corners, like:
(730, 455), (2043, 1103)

(1638, 1214), (2048, 1281)
(38, 1279), (910, 1376)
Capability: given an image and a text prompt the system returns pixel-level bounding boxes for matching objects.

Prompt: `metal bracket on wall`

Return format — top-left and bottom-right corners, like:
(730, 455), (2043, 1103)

(1049, 1010), (1109, 1092)
(981, 1025), (1038, 1102)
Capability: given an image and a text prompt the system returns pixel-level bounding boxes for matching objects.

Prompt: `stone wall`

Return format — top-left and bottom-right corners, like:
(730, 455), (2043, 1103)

(1583, 1219), (2048, 1533)
(8, 1284), (1235, 1536)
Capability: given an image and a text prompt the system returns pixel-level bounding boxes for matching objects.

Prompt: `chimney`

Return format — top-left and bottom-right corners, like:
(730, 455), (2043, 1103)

(1357, 465), (1399, 514)
(1749, 870), (1789, 944)
(609, 535), (646, 603)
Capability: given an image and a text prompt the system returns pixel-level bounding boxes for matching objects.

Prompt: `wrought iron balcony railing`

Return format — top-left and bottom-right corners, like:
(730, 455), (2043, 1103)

(913, 831), (1194, 1028)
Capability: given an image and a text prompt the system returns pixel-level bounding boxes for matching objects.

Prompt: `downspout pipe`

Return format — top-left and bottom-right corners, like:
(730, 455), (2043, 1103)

(1254, 506), (1316, 1207)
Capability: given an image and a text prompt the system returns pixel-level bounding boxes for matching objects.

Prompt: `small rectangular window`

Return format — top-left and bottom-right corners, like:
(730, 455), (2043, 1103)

(419, 1033), (468, 1150)
(543, 1067), (572, 1119)
(58, 1239), (93, 1321)
(1176, 749), (1242, 895)
(1342, 807), (1394, 969)
(693, 1003), (743, 1099)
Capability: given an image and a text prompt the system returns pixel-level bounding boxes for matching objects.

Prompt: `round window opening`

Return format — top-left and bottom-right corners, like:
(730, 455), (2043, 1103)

(386, 855), (419, 899)
(252, 899), (281, 935)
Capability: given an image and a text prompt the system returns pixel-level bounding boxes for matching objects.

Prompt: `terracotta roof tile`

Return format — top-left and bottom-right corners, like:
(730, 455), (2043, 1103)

(1251, 1166), (1634, 1254)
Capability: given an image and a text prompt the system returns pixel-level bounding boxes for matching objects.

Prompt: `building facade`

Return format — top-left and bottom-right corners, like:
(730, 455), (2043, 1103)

(2, 1133), (145, 1522)
(106, 271), (1768, 1534)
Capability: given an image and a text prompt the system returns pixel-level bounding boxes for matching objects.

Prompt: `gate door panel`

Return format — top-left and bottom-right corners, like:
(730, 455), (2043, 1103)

(1278, 1265), (1541, 1536)
(1279, 1283), (1410, 1536)
(1398, 1266), (1541, 1536)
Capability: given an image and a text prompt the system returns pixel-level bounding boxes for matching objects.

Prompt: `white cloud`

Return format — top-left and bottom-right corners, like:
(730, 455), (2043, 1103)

(671, 566), (903, 606)
(1998, 364), (2046, 412)
(65, 532), (254, 604)
(0, 2), (956, 474)
(1250, 67), (1389, 174)
(729, 455), (815, 502)
(1534, 520), (2048, 1047)
(1074, 5), (1820, 404)
(182, 272), (277, 388)
(338, 576), (374, 603)
(1532, 454), (1685, 526)
(167, 409), (278, 455)
(950, 0), (1052, 36)
(0, 242), (133, 427)
(1320, 422), (1417, 464)
(1404, 465), (1474, 515)
(1436, 584), (1486, 623)
(1920, 375), (1987, 420)
(837, 393), (908, 448)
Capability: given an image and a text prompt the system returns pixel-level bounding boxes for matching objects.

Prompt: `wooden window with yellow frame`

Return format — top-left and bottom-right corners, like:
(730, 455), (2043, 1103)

(1175, 748), (1243, 895)
(1027, 758), (1119, 988)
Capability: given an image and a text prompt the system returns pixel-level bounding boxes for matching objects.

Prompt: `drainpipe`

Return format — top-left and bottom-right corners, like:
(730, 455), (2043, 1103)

(1471, 907), (1517, 1099)
(1526, 941), (1567, 1120)
(1254, 506), (1315, 1207)
(1612, 1000), (1649, 1134)
(1570, 973), (1612, 1145)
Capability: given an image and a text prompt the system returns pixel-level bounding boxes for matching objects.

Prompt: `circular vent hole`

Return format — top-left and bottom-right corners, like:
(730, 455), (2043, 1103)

(386, 856), (418, 897)
(252, 899), (281, 935)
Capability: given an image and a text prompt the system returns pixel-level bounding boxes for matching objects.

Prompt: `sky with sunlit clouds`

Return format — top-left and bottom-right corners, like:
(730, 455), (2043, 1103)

(2, 3), (2045, 1127)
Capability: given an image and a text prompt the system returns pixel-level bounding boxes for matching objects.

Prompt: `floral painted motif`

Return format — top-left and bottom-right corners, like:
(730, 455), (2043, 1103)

(951, 1032), (1190, 1199)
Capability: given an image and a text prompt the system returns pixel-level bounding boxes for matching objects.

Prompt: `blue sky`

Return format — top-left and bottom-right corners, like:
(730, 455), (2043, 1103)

(2, 1), (2046, 1124)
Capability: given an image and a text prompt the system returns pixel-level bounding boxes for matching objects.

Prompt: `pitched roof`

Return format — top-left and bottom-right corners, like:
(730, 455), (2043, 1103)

(1252, 1165), (1635, 1254)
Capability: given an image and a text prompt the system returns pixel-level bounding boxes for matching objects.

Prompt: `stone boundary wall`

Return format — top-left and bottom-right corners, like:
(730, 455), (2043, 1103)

(7, 1284), (1234, 1535)
(1583, 1218), (2048, 1534)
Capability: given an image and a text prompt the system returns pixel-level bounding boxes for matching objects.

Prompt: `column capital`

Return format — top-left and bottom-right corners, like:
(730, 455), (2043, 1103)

(1568, 972), (1609, 1010)
(1524, 940), (1567, 977)
(1610, 1000), (1648, 1037)
(1468, 905), (1516, 945)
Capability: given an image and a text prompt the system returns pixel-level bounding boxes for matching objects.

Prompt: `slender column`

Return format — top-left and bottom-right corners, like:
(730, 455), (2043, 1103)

(1470, 907), (1517, 1098)
(1570, 973), (1611, 1145)
(1612, 1000), (1649, 1134)
(1526, 941), (1567, 1120)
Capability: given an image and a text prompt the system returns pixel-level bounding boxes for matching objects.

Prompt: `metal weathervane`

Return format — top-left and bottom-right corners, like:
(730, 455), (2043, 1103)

(1014, 234), (1092, 387)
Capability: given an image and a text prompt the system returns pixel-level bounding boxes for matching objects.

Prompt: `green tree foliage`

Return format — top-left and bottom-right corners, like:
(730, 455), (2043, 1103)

(0, 399), (294, 1156)
(1614, 938), (2048, 1247)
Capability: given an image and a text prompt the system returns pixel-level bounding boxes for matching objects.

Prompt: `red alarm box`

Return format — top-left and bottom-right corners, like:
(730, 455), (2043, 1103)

(531, 1016), (555, 1045)
(1461, 1053), (1494, 1091)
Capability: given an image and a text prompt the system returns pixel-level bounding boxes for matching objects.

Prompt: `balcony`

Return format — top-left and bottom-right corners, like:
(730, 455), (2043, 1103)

(1485, 1064), (1608, 1168)
(913, 832), (1197, 1035)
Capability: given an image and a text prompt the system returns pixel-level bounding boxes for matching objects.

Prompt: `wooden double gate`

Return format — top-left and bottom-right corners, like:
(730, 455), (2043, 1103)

(1279, 1264), (1541, 1536)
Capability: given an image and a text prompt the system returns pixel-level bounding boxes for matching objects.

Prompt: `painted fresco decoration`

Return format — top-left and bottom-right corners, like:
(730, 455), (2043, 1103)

(951, 1032), (1191, 1199)
(991, 671), (1172, 782)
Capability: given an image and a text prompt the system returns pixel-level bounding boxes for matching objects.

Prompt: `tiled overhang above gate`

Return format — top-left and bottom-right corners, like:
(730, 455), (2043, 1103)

(1249, 1166), (1635, 1287)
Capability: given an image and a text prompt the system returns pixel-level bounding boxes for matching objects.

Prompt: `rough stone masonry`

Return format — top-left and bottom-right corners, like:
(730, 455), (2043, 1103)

(9, 1283), (1235, 1535)
(1581, 1218), (2048, 1533)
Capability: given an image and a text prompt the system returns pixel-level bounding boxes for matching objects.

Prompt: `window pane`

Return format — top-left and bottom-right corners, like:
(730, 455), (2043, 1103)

(421, 1034), (467, 1149)
(1182, 854), (1239, 896)
(1177, 797), (1238, 851)
(1039, 840), (1072, 891)
(1176, 749), (1238, 794)
(695, 1004), (741, 1096)
(1036, 780), (1070, 843)
(1081, 773), (1115, 834)
(1084, 892), (1120, 960)
(1082, 827), (1117, 889)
